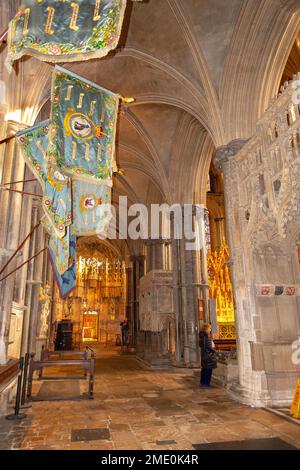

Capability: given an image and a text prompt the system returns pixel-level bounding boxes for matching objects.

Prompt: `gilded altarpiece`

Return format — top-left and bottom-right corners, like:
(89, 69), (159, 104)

(52, 241), (126, 346)
(207, 243), (236, 340)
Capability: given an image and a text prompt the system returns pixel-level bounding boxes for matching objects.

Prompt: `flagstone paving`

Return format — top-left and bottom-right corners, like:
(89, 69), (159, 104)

(0, 345), (300, 450)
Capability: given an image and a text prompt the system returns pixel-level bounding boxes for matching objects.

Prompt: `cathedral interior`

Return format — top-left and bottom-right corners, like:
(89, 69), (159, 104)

(0, 0), (300, 452)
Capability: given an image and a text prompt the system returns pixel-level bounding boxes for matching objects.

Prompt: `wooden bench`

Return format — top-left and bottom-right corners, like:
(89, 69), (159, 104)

(39, 347), (90, 379)
(27, 348), (95, 400)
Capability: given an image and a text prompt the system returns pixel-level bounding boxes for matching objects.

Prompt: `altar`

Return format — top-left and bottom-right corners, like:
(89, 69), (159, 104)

(82, 311), (99, 342)
(51, 239), (127, 348)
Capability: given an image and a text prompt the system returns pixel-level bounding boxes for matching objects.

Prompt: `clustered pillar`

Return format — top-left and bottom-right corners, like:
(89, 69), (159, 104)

(0, 121), (26, 364)
(129, 255), (145, 348)
(138, 207), (209, 368)
(170, 206), (207, 367)
(0, 120), (52, 366)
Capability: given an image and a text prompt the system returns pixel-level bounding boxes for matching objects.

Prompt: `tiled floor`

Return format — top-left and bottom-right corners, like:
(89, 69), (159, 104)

(1, 345), (300, 450)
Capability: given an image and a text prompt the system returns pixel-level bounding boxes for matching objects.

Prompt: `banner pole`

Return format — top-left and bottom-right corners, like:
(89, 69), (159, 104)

(0, 221), (41, 276)
(2, 188), (43, 198)
(0, 27), (8, 44)
(2, 179), (36, 186)
(20, 353), (32, 409)
(0, 247), (47, 283)
(0, 135), (15, 146)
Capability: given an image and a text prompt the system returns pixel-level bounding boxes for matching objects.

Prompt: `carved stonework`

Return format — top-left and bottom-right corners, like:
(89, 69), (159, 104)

(255, 284), (299, 297)
(139, 270), (174, 332)
(219, 78), (300, 252)
(215, 139), (249, 171)
(219, 77), (300, 407)
(38, 284), (51, 339)
(207, 243), (235, 325)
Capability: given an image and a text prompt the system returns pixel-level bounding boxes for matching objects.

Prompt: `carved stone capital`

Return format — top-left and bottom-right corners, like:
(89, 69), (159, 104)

(5, 120), (27, 135)
(215, 139), (249, 171)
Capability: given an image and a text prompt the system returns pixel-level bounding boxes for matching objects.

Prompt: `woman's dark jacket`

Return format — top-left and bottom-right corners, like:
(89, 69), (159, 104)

(199, 331), (217, 369)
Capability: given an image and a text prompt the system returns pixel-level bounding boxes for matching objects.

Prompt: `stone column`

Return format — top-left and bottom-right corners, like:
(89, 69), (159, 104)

(150, 243), (155, 272)
(24, 203), (45, 356)
(0, 121), (27, 364)
(126, 266), (132, 321)
(145, 239), (167, 271)
(146, 243), (152, 272)
(145, 239), (165, 271)
(183, 206), (207, 366)
(181, 239), (200, 365)
(154, 240), (164, 270)
(170, 206), (203, 367)
(195, 206), (210, 324)
(215, 139), (252, 398)
(138, 255), (145, 279)
(171, 229), (183, 364)
(35, 236), (53, 357)
(129, 255), (145, 347)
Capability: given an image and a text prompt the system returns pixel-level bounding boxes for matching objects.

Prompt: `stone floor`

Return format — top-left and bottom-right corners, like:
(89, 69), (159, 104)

(1, 344), (300, 450)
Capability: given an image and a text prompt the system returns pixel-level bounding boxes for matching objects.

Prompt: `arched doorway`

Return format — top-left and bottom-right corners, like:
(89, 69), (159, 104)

(51, 238), (127, 350)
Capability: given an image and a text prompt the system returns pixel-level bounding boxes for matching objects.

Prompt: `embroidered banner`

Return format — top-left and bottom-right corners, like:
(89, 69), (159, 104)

(72, 178), (112, 236)
(43, 216), (76, 298)
(42, 216), (71, 276)
(49, 228), (77, 299)
(48, 66), (119, 184)
(6, 0), (130, 72)
(17, 121), (72, 239)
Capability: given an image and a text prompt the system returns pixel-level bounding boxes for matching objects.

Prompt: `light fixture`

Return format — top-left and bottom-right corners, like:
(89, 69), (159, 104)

(120, 96), (135, 104)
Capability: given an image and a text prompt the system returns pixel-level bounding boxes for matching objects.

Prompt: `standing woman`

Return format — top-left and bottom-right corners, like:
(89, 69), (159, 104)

(199, 323), (217, 387)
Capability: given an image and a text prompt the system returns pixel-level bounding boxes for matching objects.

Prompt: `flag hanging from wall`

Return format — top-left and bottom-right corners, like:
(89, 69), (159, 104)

(5, 0), (143, 72)
(17, 121), (72, 239)
(72, 178), (112, 236)
(48, 66), (119, 185)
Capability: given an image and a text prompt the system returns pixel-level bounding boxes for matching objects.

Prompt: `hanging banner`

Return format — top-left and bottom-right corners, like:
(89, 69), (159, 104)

(49, 235), (77, 299)
(43, 216), (76, 298)
(16, 120), (49, 187)
(72, 178), (112, 236)
(42, 216), (71, 277)
(5, 0), (132, 72)
(17, 121), (72, 239)
(49, 228), (77, 299)
(48, 66), (119, 184)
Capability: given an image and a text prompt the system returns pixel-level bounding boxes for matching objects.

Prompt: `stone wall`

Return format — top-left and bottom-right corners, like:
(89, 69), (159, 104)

(216, 77), (300, 407)
(138, 270), (175, 366)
